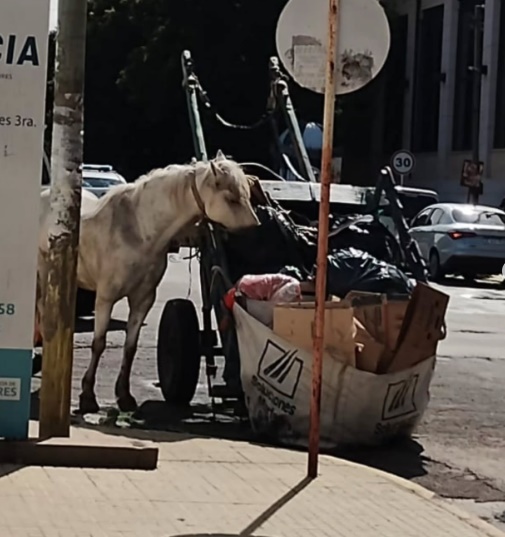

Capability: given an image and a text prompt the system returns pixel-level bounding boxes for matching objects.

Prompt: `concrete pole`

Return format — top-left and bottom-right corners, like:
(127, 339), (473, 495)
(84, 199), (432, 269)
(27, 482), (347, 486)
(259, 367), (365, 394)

(39, 0), (87, 438)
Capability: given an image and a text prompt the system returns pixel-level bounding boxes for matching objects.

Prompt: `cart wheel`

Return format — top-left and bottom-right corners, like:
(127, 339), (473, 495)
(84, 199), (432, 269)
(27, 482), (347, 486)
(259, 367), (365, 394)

(157, 298), (201, 404)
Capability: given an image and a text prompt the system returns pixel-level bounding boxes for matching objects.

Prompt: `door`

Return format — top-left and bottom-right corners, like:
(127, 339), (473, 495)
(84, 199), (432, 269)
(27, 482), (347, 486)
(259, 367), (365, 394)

(409, 208), (435, 258)
(421, 208), (445, 254)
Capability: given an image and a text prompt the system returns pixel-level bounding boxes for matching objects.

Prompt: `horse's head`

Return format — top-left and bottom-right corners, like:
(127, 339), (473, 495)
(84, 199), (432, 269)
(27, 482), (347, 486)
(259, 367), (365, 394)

(196, 151), (260, 230)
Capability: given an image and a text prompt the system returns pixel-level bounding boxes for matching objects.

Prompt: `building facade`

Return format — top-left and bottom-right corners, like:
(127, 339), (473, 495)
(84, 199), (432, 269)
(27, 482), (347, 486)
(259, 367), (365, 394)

(388, 0), (505, 203)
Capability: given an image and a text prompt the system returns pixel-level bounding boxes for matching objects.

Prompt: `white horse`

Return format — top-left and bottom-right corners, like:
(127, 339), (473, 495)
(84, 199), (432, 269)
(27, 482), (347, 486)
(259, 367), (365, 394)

(37, 151), (260, 413)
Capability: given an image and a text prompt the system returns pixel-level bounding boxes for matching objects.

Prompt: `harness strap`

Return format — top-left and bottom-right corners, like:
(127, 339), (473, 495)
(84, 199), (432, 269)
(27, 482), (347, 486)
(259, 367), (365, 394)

(191, 170), (207, 217)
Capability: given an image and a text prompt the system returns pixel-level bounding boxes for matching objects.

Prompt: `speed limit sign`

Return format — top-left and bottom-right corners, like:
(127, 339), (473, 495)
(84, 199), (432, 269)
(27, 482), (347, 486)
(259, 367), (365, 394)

(391, 150), (416, 176)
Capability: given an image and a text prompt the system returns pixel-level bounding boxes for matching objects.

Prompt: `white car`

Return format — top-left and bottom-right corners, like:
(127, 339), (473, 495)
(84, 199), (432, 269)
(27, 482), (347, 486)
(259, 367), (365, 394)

(81, 164), (127, 197)
(42, 159), (126, 199)
(409, 203), (505, 281)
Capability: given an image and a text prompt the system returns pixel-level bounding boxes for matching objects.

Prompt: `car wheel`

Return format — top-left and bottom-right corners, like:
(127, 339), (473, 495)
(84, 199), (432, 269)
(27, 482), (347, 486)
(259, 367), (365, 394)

(428, 250), (443, 282)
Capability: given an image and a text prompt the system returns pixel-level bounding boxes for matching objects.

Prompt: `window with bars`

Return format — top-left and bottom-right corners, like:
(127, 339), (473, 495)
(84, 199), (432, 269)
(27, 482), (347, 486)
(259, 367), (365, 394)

(412, 5), (444, 152)
(452, 0), (481, 151)
(383, 14), (408, 155)
(494, 2), (505, 148)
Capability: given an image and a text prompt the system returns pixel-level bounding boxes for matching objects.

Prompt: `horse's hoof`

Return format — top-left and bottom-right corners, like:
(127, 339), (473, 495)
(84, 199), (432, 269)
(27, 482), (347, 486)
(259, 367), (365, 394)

(117, 394), (138, 413)
(78, 392), (100, 414)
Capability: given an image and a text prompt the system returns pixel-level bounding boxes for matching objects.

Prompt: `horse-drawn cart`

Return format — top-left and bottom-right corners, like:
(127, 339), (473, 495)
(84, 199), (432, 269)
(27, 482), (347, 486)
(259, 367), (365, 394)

(154, 51), (427, 407)
(34, 51), (425, 417)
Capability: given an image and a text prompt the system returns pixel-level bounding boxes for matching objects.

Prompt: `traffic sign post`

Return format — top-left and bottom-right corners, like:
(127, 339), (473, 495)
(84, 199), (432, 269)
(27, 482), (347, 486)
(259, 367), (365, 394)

(0, 0), (51, 439)
(391, 149), (416, 186)
(276, 0), (391, 478)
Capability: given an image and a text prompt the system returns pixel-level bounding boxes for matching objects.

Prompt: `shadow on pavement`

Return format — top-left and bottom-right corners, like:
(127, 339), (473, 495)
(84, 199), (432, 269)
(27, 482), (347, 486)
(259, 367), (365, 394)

(0, 465), (24, 480)
(334, 437), (428, 480)
(239, 477), (312, 535)
(69, 399), (256, 444)
(164, 477), (312, 537)
(57, 396), (429, 482)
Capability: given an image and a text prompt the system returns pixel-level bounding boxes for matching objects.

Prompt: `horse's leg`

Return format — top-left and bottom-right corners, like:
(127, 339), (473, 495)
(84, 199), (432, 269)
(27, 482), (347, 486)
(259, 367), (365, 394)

(79, 296), (114, 414)
(115, 291), (156, 412)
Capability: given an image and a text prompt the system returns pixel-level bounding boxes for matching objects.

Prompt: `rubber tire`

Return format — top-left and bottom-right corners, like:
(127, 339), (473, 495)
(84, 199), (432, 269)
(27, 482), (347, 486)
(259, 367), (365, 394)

(75, 288), (96, 317)
(428, 250), (443, 282)
(157, 298), (201, 404)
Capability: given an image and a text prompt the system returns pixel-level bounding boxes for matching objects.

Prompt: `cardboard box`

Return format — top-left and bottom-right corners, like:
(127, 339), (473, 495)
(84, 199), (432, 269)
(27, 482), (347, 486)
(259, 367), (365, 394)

(273, 300), (357, 366)
(344, 292), (409, 347)
(354, 318), (384, 373)
(272, 283), (448, 375)
(387, 283), (449, 373)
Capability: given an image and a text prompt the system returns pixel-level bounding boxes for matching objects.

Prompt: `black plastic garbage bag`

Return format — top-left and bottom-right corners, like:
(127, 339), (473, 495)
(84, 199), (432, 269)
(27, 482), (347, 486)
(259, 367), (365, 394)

(325, 247), (413, 298)
(327, 215), (401, 265)
(223, 206), (315, 283)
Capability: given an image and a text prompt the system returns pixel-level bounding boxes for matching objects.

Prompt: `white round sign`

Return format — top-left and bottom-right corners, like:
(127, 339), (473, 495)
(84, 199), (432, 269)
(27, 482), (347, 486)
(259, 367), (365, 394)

(391, 150), (416, 175)
(276, 0), (391, 95)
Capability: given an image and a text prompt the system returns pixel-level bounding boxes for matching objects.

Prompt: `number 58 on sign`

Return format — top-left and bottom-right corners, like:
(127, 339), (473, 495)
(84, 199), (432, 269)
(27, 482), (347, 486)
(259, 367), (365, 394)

(0, 303), (15, 315)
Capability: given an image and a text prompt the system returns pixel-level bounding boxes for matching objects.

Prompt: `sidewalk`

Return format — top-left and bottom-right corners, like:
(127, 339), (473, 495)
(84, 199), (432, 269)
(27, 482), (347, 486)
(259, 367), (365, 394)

(0, 425), (503, 537)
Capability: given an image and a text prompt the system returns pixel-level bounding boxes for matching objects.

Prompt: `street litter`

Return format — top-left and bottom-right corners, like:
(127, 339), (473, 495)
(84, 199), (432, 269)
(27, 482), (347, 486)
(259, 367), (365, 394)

(231, 280), (449, 448)
(325, 247), (413, 297)
(226, 273), (302, 328)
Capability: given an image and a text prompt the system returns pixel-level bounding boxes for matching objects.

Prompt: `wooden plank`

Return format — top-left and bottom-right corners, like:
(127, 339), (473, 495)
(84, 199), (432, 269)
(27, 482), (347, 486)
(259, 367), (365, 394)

(259, 180), (314, 202)
(0, 438), (158, 470)
(310, 183), (374, 205)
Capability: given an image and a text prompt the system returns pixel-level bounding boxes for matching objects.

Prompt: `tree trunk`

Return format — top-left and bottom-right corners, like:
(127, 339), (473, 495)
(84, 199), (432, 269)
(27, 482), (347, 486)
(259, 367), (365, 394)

(39, 0), (87, 438)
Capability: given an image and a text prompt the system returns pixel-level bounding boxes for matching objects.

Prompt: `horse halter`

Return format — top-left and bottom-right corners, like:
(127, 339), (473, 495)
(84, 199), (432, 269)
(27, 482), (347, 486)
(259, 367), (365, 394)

(190, 168), (207, 218)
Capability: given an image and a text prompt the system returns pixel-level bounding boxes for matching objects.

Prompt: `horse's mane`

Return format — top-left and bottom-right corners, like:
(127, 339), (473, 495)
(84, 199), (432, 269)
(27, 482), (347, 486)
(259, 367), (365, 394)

(91, 157), (247, 213)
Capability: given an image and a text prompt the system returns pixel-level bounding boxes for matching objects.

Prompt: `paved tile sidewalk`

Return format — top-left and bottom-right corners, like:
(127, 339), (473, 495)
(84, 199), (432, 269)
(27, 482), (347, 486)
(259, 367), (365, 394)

(0, 426), (503, 537)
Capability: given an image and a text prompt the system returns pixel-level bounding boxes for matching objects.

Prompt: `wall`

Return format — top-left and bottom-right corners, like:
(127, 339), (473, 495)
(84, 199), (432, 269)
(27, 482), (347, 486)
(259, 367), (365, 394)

(387, 0), (505, 204)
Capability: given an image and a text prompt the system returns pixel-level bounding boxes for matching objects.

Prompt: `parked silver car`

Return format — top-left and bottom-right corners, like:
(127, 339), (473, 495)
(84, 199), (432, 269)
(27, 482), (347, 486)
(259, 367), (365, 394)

(81, 164), (126, 197)
(409, 203), (505, 281)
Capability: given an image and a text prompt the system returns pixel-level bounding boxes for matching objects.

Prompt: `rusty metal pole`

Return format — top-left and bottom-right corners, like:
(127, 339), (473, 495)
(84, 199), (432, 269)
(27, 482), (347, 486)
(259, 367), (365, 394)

(308, 0), (340, 479)
(39, 0), (87, 438)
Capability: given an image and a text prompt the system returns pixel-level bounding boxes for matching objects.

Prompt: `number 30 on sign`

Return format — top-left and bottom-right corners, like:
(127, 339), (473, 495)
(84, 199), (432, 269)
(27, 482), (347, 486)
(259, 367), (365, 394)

(0, 304), (15, 315)
(391, 150), (416, 176)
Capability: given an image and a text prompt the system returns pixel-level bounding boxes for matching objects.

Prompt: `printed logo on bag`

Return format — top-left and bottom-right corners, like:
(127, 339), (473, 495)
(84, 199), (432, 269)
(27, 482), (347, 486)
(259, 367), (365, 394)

(257, 339), (303, 399)
(381, 374), (419, 421)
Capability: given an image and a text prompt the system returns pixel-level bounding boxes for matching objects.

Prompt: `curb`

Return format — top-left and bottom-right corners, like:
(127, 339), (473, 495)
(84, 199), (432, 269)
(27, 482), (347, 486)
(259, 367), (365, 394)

(325, 454), (505, 537)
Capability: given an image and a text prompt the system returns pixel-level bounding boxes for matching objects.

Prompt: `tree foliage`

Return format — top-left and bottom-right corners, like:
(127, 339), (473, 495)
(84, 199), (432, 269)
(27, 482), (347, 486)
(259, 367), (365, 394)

(84, 0), (327, 179)
(82, 0), (394, 182)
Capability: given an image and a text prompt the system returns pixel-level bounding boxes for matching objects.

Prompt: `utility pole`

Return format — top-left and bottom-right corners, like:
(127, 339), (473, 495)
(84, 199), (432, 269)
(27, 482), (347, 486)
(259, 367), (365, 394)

(39, 0), (87, 438)
(468, 3), (485, 205)
(308, 0), (340, 479)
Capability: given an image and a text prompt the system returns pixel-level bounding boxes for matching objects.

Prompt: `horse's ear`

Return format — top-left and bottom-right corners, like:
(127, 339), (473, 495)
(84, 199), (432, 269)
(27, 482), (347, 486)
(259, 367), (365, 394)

(215, 149), (226, 161)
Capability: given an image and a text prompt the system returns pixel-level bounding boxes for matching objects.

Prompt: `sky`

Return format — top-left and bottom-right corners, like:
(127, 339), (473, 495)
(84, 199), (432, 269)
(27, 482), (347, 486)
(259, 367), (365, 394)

(50, 0), (58, 29)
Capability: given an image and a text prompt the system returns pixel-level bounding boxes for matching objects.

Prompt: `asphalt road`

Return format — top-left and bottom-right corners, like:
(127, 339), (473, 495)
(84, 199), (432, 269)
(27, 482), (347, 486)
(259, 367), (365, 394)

(38, 250), (505, 530)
